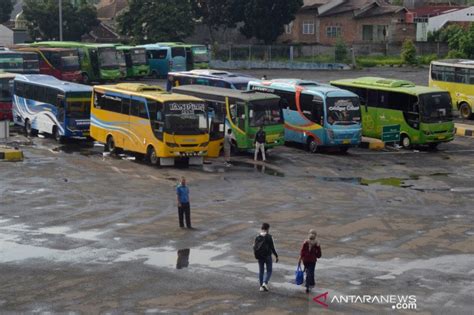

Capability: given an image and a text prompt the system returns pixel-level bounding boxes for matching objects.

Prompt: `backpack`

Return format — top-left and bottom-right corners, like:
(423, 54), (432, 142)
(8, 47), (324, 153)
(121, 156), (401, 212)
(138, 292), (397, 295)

(253, 235), (270, 259)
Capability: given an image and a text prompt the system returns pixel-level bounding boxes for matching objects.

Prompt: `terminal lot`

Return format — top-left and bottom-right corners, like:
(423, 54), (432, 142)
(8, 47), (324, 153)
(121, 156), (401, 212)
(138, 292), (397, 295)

(1, 68), (473, 314)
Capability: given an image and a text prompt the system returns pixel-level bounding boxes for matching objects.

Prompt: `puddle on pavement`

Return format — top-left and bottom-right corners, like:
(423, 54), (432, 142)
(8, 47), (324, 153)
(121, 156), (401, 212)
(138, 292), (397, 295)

(115, 243), (234, 270)
(53, 144), (102, 157)
(204, 161), (285, 177)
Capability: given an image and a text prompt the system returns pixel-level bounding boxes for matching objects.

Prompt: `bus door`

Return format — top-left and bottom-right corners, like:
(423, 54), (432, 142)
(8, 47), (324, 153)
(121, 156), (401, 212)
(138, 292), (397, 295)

(120, 96), (131, 148)
(300, 93), (324, 144)
(185, 47), (193, 70)
(57, 95), (66, 133)
(89, 49), (100, 78)
(365, 89), (381, 138)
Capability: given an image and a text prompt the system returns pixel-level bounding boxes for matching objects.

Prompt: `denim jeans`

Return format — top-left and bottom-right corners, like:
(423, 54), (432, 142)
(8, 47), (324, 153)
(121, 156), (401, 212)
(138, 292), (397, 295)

(258, 256), (273, 285)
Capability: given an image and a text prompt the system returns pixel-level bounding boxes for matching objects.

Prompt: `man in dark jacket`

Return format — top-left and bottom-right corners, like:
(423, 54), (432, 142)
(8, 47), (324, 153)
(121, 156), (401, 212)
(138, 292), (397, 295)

(254, 222), (278, 292)
(254, 126), (266, 162)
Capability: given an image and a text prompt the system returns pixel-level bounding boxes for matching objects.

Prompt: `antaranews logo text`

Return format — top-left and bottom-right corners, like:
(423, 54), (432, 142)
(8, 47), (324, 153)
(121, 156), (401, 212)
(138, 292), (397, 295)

(313, 292), (417, 310)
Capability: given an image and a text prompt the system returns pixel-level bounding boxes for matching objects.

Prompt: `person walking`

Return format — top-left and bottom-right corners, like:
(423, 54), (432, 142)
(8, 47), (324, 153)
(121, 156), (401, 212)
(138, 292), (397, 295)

(224, 129), (233, 166)
(298, 229), (322, 293)
(253, 223), (279, 292)
(176, 177), (192, 229)
(254, 126), (266, 162)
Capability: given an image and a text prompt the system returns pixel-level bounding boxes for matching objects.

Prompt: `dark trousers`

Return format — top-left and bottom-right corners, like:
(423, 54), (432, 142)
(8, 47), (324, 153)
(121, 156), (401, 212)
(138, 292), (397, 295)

(178, 202), (191, 228)
(304, 262), (316, 288)
(258, 256), (273, 286)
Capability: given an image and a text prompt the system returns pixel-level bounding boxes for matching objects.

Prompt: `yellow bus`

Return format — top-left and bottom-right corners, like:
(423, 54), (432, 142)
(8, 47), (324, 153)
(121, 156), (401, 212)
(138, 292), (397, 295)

(429, 59), (474, 119)
(91, 83), (209, 166)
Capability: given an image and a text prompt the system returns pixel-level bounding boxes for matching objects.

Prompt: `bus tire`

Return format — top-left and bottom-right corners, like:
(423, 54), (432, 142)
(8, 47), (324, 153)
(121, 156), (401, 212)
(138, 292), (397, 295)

(82, 73), (90, 85)
(24, 119), (36, 137)
(400, 134), (412, 149)
(307, 137), (318, 153)
(339, 146), (349, 153)
(53, 126), (63, 143)
(106, 135), (117, 154)
(147, 146), (159, 166)
(459, 102), (472, 119)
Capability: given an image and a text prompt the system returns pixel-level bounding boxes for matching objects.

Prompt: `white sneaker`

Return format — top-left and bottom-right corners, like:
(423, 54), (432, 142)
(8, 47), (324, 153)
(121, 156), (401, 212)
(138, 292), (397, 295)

(262, 283), (269, 291)
(259, 286), (265, 292)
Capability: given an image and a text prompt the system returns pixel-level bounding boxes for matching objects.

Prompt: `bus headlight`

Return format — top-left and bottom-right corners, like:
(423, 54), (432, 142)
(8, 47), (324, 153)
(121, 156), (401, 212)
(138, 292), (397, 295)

(166, 142), (179, 147)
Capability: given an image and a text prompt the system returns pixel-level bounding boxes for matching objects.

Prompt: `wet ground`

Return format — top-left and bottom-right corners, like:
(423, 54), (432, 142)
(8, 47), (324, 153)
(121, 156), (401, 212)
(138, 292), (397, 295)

(1, 127), (474, 313)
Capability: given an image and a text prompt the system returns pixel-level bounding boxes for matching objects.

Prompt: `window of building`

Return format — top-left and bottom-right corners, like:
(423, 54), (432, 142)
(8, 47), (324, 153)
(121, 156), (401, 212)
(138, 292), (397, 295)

(326, 26), (341, 38)
(362, 25), (373, 41)
(302, 21), (315, 35)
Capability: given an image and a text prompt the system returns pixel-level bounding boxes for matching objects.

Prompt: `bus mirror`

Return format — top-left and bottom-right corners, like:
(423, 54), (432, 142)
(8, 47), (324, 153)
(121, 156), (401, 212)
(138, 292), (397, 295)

(249, 110), (254, 118)
(219, 124), (224, 132)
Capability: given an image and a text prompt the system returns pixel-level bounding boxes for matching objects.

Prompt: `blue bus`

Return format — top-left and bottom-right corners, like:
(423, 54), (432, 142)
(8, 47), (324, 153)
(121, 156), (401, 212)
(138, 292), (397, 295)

(139, 44), (186, 78)
(12, 74), (92, 141)
(248, 79), (362, 153)
(167, 70), (256, 91)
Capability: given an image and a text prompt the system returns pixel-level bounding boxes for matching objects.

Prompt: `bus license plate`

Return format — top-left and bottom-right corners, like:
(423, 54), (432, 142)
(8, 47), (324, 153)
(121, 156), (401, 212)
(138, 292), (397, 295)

(343, 140), (350, 144)
(438, 135), (445, 139)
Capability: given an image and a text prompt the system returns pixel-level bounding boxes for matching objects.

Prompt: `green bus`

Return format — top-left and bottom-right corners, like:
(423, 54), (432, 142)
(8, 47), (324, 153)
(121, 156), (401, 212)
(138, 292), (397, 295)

(156, 42), (210, 70)
(331, 77), (455, 149)
(30, 42), (121, 83)
(116, 46), (150, 79)
(172, 85), (285, 157)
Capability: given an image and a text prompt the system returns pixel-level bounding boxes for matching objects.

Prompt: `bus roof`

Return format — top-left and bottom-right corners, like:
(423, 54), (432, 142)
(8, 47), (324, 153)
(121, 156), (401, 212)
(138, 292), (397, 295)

(431, 59), (474, 69)
(116, 46), (145, 50)
(15, 47), (76, 53)
(250, 78), (358, 97)
(330, 77), (445, 95)
(0, 72), (17, 79)
(31, 41), (116, 49)
(14, 74), (92, 93)
(138, 44), (170, 50)
(94, 83), (204, 102)
(0, 51), (37, 56)
(172, 85), (280, 102)
(155, 42), (206, 48)
(169, 70), (256, 84)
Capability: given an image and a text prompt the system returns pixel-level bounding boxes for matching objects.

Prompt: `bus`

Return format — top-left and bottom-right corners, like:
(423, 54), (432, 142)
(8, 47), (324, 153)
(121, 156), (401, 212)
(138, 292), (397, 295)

(167, 70), (256, 91)
(12, 74), (92, 141)
(429, 59), (474, 119)
(90, 83), (209, 166)
(15, 47), (82, 82)
(331, 77), (455, 149)
(30, 42), (121, 83)
(139, 44), (186, 78)
(156, 42), (210, 69)
(116, 46), (150, 79)
(249, 79), (362, 153)
(0, 73), (16, 121)
(0, 51), (39, 74)
(173, 85), (284, 157)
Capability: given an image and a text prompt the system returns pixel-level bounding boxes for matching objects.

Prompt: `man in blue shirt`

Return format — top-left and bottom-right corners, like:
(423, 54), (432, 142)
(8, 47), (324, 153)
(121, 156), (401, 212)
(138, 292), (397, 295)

(176, 177), (192, 228)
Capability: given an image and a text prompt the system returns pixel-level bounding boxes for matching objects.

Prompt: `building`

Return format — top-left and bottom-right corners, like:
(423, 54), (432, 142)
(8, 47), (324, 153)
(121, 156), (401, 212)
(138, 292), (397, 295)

(279, 0), (415, 45)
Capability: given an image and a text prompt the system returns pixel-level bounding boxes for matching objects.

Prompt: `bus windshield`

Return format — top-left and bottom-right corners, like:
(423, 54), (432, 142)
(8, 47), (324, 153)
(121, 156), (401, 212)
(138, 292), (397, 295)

(249, 99), (283, 126)
(419, 92), (452, 123)
(232, 83), (249, 90)
(164, 101), (207, 135)
(0, 79), (12, 102)
(61, 52), (80, 71)
(326, 97), (361, 125)
(192, 47), (209, 62)
(98, 48), (119, 69)
(131, 49), (147, 65)
(67, 99), (91, 119)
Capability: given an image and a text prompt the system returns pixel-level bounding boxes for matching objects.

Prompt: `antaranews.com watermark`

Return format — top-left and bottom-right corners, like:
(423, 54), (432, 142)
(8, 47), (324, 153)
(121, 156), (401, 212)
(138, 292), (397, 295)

(313, 292), (417, 310)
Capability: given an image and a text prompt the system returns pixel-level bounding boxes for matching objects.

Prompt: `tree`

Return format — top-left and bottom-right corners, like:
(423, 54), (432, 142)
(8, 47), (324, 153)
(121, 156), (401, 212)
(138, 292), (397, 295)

(335, 38), (348, 63)
(0, 0), (14, 24)
(192, 0), (240, 43)
(118, 0), (195, 44)
(22, 0), (99, 41)
(239, 0), (303, 44)
(401, 38), (417, 65)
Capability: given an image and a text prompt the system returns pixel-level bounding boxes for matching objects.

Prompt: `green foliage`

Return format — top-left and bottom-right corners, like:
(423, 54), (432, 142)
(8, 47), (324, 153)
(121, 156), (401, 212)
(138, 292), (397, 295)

(192, 0), (239, 43)
(23, 0), (98, 41)
(118, 0), (195, 44)
(401, 38), (417, 65)
(0, 0), (14, 24)
(430, 23), (474, 59)
(446, 49), (467, 59)
(356, 56), (403, 67)
(239, 0), (304, 44)
(417, 54), (438, 65)
(334, 39), (348, 63)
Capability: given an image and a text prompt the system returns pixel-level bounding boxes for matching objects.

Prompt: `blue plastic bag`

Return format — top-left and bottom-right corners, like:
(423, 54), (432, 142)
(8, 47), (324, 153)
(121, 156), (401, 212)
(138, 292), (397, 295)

(295, 264), (304, 285)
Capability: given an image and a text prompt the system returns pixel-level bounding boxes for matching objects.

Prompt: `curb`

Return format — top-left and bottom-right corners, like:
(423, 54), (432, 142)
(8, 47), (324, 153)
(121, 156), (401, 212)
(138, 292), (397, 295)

(359, 137), (385, 150)
(0, 147), (24, 161)
(455, 123), (474, 138)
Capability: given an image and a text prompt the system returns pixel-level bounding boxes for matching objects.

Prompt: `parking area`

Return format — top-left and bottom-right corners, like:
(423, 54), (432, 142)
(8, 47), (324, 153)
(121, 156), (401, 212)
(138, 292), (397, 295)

(1, 67), (473, 314)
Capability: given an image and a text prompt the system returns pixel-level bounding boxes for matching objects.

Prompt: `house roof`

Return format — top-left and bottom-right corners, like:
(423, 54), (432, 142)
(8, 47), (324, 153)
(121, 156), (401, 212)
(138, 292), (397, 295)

(318, 0), (405, 18)
(97, 0), (129, 20)
(411, 5), (466, 18)
(302, 0), (330, 10)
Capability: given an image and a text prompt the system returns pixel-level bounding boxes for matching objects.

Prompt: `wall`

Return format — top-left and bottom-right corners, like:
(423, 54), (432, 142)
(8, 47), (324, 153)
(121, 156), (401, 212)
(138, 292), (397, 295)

(0, 25), (14, 46)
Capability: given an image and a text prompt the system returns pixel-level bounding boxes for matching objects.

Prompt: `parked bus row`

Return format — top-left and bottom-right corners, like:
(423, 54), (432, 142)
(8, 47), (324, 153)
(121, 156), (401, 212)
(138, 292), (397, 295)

(0, 42), (210, 84)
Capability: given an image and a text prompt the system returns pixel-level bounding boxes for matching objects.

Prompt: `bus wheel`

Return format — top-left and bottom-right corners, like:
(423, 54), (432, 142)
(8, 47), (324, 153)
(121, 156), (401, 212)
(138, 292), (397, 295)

(147, 146), (159, 165)
(24, 119), (36, 137)
(307, 137), (318, 153)
(400, 134), (412, 149)
(106, 135), (116, 154)
(459, 103), (472, 119)
(53, 126), (63, 143)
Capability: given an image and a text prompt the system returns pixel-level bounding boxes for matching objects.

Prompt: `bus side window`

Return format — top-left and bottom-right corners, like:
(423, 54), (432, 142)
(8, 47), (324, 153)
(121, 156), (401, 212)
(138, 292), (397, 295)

(196, 78), (209, 86)
(313, 97), (324, 126)
(121, 97), (130, 115)
(367, 90), (378, 107)
(469, 69), (474, 84)
(274, 91), (296, 110)
(455, 68), (468, 84)
(57, 97), (65, 119)
(300, 93), (314, 121)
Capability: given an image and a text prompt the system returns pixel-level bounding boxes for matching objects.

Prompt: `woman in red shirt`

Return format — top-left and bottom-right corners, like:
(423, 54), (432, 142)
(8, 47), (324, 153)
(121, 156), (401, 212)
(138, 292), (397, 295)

(298, 229), (322, 293)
